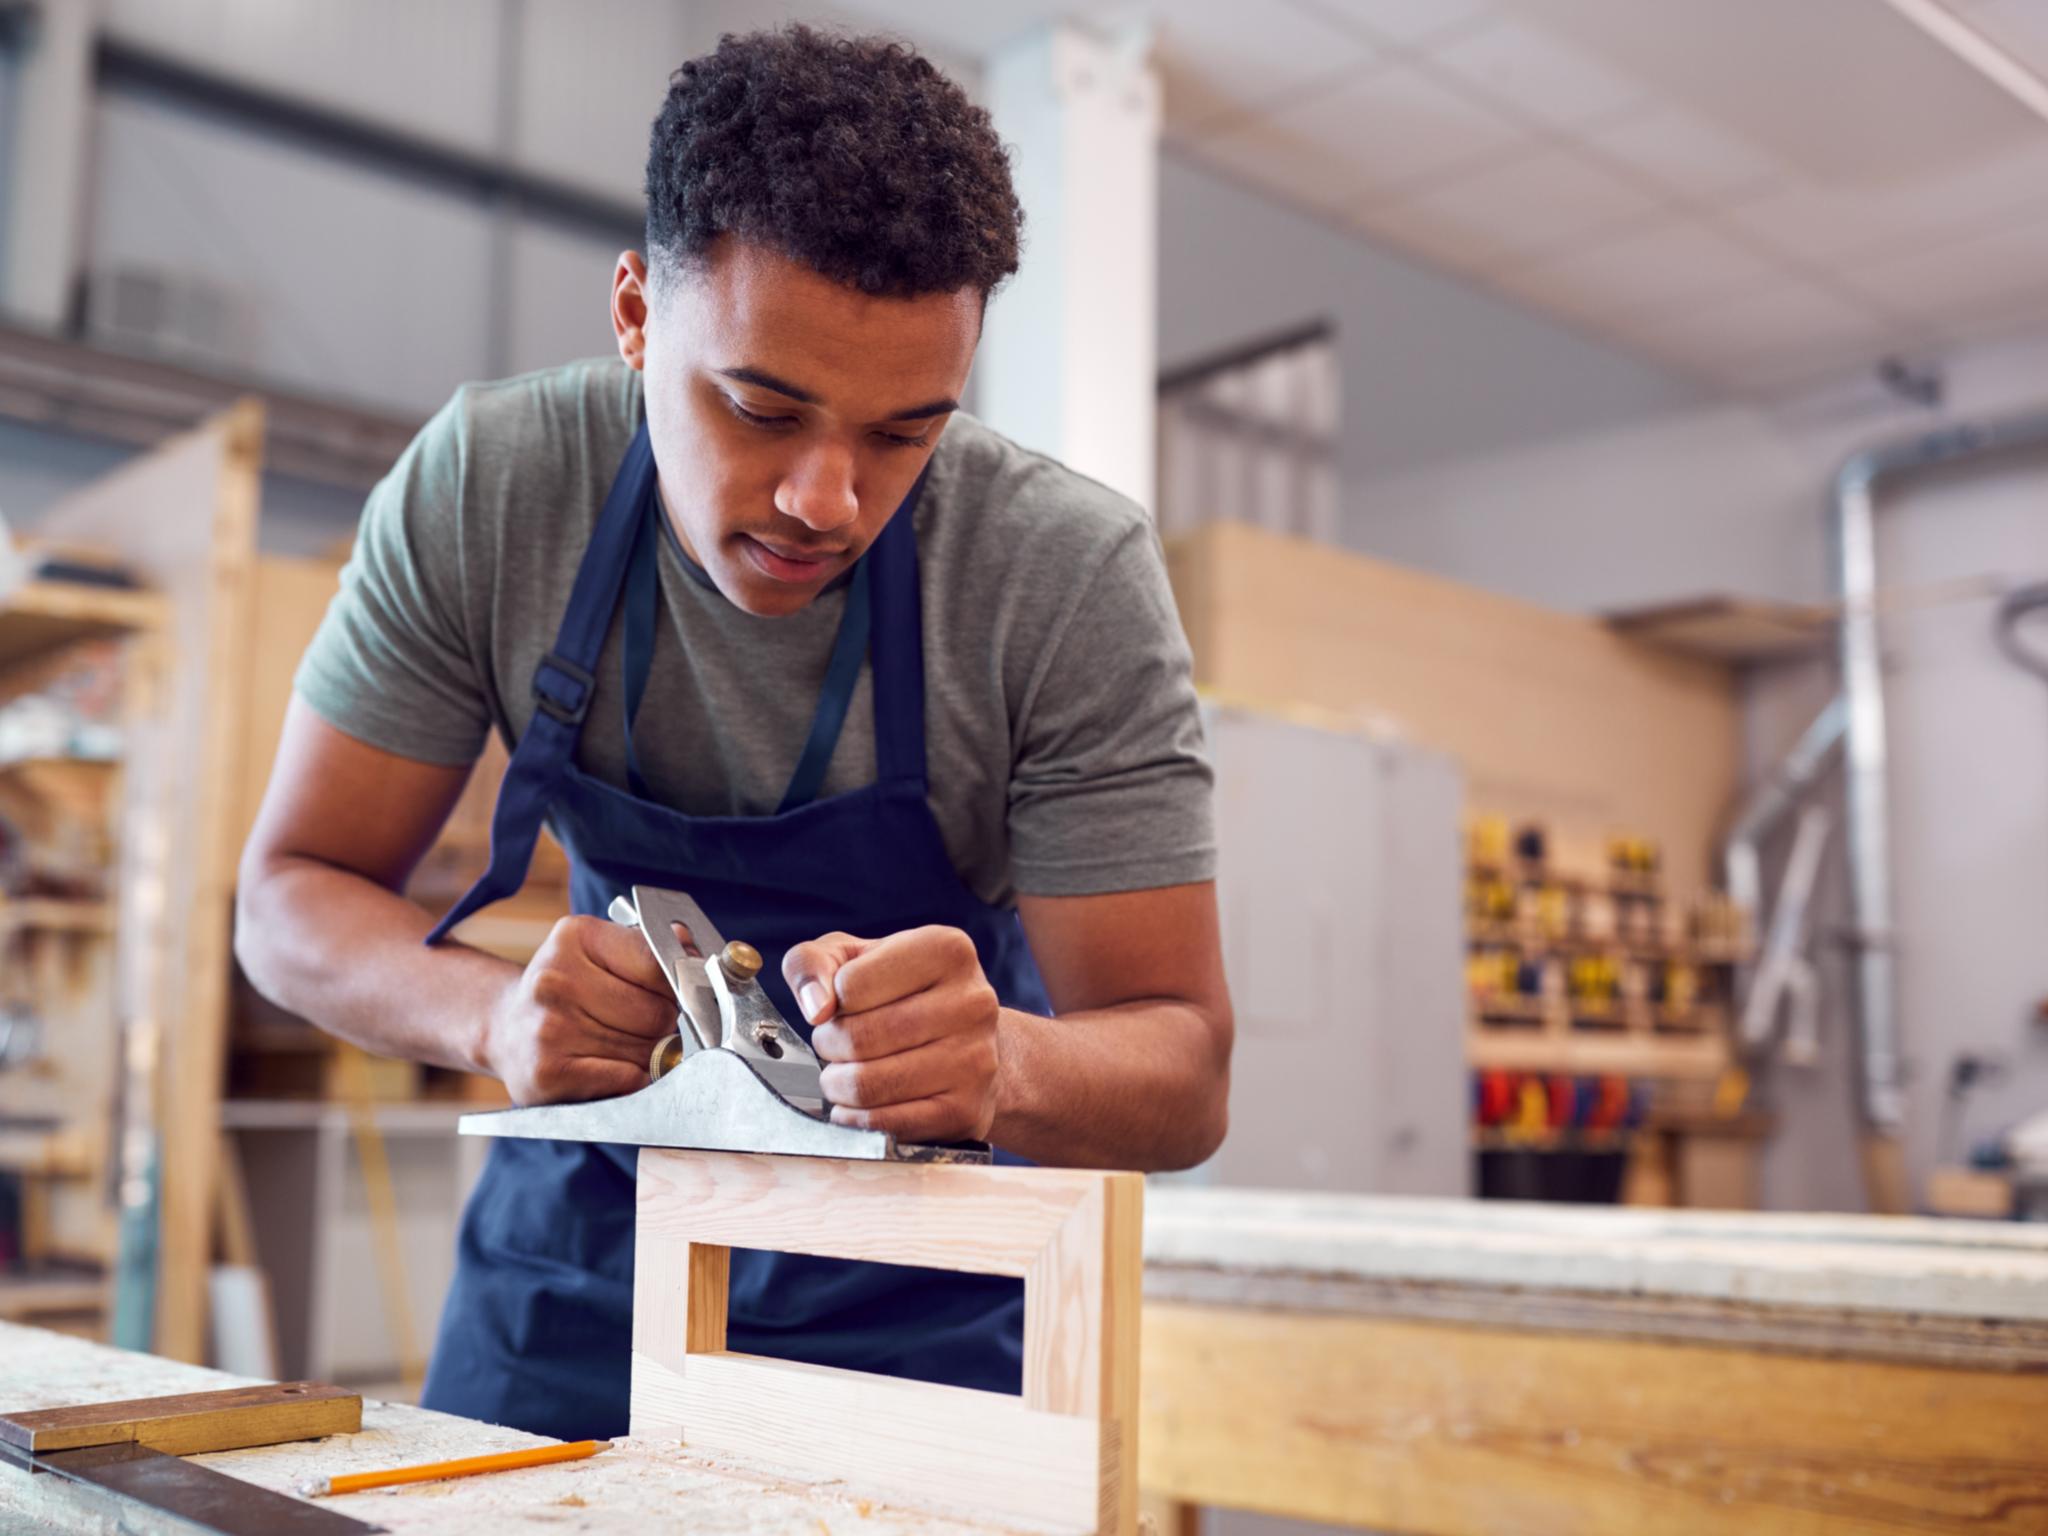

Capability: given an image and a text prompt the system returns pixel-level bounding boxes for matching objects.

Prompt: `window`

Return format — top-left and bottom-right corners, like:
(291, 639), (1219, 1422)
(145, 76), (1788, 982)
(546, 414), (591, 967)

(1156, 324), (1339, 541)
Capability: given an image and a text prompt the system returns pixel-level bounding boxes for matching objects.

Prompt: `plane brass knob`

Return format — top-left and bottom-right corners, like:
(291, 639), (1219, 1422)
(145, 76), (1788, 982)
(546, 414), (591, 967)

(718, 940), (763, 983)
(649, 1032), (685, 1082)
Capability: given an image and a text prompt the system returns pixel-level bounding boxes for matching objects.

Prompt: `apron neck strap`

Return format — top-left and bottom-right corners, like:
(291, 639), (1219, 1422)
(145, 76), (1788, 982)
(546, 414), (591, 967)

(425, 419), (657, 945)
(866, 465), (930, 789)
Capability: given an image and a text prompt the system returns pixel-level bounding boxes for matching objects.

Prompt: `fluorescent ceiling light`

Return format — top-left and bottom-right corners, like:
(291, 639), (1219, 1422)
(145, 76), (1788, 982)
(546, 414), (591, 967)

(1879, 0), (2048, 125)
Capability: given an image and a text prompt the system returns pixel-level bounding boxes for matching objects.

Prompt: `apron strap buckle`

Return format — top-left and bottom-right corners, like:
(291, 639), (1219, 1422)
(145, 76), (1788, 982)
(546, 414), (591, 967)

(533, 653), (596, 725)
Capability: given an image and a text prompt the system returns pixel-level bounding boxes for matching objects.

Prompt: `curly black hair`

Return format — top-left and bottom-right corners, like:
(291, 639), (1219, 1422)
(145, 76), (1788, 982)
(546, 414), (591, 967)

(644, 27), (1023, 299)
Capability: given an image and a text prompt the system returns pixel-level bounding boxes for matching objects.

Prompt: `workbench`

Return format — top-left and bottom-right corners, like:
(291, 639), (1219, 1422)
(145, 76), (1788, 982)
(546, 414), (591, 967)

(1140, 1187), (2048, 1535)
(14, 1191), (2048, 1536)
(0, 1321), (1036, 1535)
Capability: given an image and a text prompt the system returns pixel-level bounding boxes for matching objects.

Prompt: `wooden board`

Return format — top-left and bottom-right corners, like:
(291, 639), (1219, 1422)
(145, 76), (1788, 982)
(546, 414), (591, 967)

(1142, 1185), (2048, 1327)
(1466, 1022), (1729, 1078)
(1604, 594), (1833, 664)
(235, 555), (342, 861)
(1164, 521), (1740, 892)
(0, 1381), (360, 1455)
(1140, 1301), (2048, 1535)
(630, 1149), (1141, 1536)
(0, 580), (166, 674)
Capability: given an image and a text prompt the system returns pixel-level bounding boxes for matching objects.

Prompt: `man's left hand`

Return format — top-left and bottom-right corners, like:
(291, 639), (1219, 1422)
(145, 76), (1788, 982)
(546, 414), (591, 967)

(781, 926), (1001, 1143)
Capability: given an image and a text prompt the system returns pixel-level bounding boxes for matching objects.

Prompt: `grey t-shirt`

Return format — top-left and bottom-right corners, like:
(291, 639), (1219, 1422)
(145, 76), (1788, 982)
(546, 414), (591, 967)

(296, 358), (1215, 907)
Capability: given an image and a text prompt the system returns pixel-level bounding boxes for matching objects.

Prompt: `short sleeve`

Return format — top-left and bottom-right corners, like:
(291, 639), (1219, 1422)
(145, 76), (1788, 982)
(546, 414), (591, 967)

(1006, 520), (1217, 896)
(293, 390), (492, 766)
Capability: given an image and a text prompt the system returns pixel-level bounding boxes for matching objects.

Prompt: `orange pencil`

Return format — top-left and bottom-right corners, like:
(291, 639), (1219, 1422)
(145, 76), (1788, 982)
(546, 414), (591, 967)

(301, 1438), (612, 1497)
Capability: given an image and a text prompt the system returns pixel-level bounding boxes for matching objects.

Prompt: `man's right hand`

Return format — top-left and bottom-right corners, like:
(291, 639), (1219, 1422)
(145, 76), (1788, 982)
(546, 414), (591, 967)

(481, 915), (679, 1105)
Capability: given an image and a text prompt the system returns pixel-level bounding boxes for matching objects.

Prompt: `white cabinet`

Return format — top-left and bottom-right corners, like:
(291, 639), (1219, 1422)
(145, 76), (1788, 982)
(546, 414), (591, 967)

(226, 1101), (487, 1392)
(1190, 706), (1469, 1198)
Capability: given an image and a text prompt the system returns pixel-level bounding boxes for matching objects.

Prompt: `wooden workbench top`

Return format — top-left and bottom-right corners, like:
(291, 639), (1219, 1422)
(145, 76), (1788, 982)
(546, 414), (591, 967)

(1143, 1185), (2048, 1369)
(0, 1322), (1042, 1535)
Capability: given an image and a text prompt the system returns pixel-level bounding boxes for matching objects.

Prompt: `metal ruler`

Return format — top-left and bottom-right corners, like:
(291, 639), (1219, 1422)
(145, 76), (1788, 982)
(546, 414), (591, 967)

(5, 1437), (382, 1534)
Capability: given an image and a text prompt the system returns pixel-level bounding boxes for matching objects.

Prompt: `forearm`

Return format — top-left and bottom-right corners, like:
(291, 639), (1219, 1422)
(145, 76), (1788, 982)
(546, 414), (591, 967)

(989, 999), (1229, 1172)
(235, 853), (517, 1074)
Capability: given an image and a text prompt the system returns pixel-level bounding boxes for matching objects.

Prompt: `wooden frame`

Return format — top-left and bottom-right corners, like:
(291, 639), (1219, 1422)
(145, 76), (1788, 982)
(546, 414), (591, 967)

(629, 1149), (1141, 1535)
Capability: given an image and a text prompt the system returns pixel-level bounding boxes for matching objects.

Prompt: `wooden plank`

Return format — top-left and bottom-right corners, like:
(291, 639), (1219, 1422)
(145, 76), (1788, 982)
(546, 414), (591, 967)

(0, 580), (166, 673)
(1466, 1023), (1729, 1078)
(0, 1381), (359, 1455)
(234, 555), (341, 861)
(1140, 1301), (2048, 1535)
(1604, 595), (1832, 664)
(0, 898), (113, 935)
(1141, 1186), (2048, 1325)
(627, 1214), (725, 1441)
(633, 1147), (1103, 1277)
(635, 1352), (1104, 1533)
(1165, 521), (1739, 892)
(0, 1276), (107, 1324)
(1140, 1265), (2048, 1373)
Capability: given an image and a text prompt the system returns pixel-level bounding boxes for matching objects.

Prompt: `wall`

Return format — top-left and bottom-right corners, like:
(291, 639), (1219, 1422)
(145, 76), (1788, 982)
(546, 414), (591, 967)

(1332, 325), (2048, 1211)
(1156, 151), (1708, 489)
(0, 417), (371, 558)
(0, 35), (16, 293)
(1167, 520), (1740, 895)
(2, 0), (965, 547)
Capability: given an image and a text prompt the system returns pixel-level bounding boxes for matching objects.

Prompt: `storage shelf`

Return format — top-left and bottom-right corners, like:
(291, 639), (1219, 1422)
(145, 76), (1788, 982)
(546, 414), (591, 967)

(1470, 863), (1664, 898)
(1474, 1000), (1726, 1034)
(1467, 924), (1750, 965)
(0, 579), (165, 672)
(1605, 594), (1832, 665)
(0, 1269), (107, 1321)
(0, 898), (114, 934)
(220, 1097), (473, 1133)
(1467, 1026), (1729, 1080)
(1471, 1129), (1636, 1152)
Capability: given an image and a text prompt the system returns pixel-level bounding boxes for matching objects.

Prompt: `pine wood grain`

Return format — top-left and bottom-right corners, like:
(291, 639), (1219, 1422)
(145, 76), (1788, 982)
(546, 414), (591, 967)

(0, 1381), (359, 1455)
(633, 1145), (1103, 1275)
(1140, 1301), (2048, 1535)
(1164, 521), (1740, 892)
(631, 1150), (1142, 1535)
(637, 1351), (1104, 1531)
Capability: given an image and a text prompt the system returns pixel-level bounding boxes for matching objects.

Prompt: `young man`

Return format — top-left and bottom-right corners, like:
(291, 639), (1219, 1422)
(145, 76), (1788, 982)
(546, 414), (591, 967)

(237, 26), (1231, 1438)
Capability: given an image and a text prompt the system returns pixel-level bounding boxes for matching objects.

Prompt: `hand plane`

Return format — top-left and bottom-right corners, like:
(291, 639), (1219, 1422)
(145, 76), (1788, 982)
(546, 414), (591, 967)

(458, 885), (988, 1163)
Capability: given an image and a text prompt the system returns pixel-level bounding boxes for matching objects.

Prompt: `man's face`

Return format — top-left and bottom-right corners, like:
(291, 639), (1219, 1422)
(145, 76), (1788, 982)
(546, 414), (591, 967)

(611, 239), (981, 618)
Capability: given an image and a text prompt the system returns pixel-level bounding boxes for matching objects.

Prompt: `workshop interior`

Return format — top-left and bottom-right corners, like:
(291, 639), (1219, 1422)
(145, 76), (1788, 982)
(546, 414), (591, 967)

(2, 1), (2047, 1533)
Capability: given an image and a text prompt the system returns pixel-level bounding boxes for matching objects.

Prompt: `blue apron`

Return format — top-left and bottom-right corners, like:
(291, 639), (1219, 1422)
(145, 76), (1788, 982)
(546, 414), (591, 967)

(417, 423), (1046, 1438)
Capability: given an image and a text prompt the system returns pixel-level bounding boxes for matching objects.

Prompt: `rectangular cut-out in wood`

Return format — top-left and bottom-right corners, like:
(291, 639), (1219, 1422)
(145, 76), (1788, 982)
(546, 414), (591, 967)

(629, 1149), (1141, 1535)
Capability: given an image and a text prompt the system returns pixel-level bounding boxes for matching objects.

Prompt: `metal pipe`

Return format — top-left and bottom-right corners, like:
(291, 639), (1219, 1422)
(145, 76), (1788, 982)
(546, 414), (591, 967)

(1723, 694), (1845, 928)
(1739, 803), (1832, 1056)
(1830, 406), (2048, 1136)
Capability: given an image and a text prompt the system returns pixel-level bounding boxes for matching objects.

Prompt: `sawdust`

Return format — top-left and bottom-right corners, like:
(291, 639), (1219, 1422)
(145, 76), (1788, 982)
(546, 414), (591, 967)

(3, 1324), (1053, 1535)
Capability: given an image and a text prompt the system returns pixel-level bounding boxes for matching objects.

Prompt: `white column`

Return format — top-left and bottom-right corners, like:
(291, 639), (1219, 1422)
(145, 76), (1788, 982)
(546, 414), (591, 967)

(981, 21), (1159, 513)
(3, 0), (99, 326)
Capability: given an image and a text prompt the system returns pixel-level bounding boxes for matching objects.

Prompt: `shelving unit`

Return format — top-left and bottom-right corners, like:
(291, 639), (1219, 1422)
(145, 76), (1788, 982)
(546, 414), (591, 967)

(0, 574), (168, 1335)
(1466, 860), (1748, 1085)
(0, 581), (169, 674)
(1466, 819), (1756, 1204)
